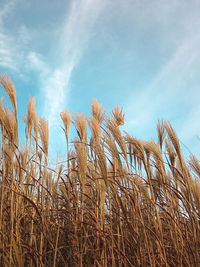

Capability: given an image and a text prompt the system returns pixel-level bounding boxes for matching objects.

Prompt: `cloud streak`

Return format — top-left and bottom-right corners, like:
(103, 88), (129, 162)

(0, 0), (106, 155)
(124, 9), (200, 146)
(35, 0), (106, 128)
(0, 0), (17, 71)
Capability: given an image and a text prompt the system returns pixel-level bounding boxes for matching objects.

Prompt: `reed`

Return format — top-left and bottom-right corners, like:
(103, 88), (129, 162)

(0, 75), (200, 266)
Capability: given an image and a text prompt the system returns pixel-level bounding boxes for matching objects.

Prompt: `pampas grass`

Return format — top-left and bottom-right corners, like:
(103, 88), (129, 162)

(0, 75), (200, 266)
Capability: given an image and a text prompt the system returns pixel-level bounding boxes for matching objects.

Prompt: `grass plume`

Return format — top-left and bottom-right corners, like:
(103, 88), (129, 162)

(0, 75), (200, 266)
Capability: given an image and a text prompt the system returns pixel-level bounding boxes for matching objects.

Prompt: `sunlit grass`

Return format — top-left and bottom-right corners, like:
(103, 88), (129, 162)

(0, 74), (200, 266)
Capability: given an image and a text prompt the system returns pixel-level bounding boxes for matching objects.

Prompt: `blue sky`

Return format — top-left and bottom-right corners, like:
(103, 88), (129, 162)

(0, 0), (200, 159)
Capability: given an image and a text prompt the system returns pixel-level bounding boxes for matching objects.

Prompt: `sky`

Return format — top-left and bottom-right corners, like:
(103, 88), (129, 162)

(0, 0), (200, 160)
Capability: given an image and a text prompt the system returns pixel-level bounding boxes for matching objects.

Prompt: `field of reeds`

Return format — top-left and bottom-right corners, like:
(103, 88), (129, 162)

(0, 74), (200, 266)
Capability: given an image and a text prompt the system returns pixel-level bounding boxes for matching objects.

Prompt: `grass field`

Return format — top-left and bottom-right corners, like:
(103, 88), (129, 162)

(0, 74), (200, 266)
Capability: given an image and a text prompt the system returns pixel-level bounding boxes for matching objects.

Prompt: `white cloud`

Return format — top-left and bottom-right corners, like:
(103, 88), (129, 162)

(40, 0), (106, 128)
(0, 32), (17, 70)
(42, 65), (74, 127)
(27, 52), (49, 74)
(18, 25), (31, 45)
(0, 0), (16, 71)
(0, 1), (31, 72)
(0, 2), (34, 73)
(19, 0), (107, 147)
(1, 0), (106, 125)
(0, 0), (16, 25)
(58, 0), (106, 63)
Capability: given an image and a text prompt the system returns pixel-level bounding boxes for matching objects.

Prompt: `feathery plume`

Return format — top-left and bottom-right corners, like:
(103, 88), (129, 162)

(0, 74), (17, 115)
(157, 120), (166, 150)
(32, 108), (39, 146)
(190, 154), (200, 178)
(73, 113), (87, 142)
(26, 97), (36, 140)
(60, 109), (71, 143)
(92, 98), (105, 123)
(111, 106), (125, 126)
(39, 118), (49, 160)
(89, 116), (101, 140)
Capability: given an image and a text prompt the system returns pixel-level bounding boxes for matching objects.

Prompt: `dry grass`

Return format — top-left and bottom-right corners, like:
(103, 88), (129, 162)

(0, 75), (200, 266)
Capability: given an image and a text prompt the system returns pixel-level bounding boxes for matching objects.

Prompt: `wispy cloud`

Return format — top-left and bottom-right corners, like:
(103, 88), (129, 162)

(28, 52), (49, 74)
(125, 20), (200, 143)
(0, 33), (15, 70)
(38, 0), (106, 127)
(0, 0), (17, 70)
(1, 0), (107, 150)
(0, 1), (33, 74)
(42, 65), (74, 127)
(58, 0), (106, 63)
(0, 0), (16, 24)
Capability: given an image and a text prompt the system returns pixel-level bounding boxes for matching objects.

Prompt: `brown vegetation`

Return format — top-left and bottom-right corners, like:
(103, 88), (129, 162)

(0, 74), (200, 266)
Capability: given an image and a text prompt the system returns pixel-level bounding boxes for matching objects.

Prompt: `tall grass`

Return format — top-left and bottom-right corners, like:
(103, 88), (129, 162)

(0, 74), (200, 266)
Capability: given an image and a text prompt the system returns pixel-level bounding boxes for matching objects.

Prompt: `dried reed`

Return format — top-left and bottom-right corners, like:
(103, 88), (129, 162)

(0, 75), (200, 266)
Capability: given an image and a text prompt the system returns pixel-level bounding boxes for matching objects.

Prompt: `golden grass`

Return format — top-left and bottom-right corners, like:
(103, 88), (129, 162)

(0, 75), (200, 266)
(60, 109), (71, 145)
